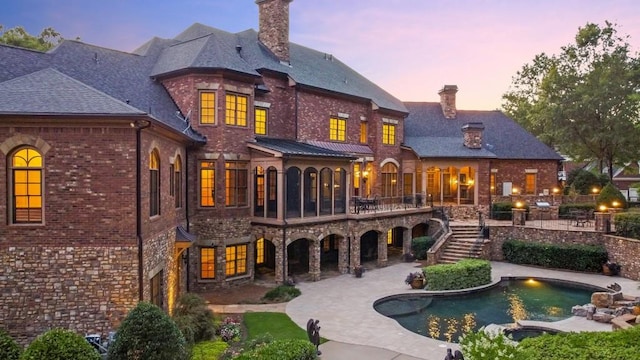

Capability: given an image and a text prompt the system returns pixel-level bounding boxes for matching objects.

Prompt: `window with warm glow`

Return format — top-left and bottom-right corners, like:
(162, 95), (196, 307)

(200, 92), (216, 124)
(525, 173), (537, 194)
(225, 94), (248, 126)
(490, 173), (497, 195)
(382, 123), (395, 145)
(149, 149), (160, 217)
(403, 173), (413, 196)
(360, 122), (367, 143)
(381, 162), (398, 197)
(256, 238), (265, 265)
(225, 244), (247, 276)
(11, 147), (43, 224)
(174, 156), (182, 208)
(256, 166), (265, 207)
(200, 247), (216, 279)
(329, 117), (346, 141)
(225, 162), (248, 207)
(200, 161), (215, 207)
(353, 163), (361, 196)
(255, 108), (267, 135)
(387, 229), (393, 245)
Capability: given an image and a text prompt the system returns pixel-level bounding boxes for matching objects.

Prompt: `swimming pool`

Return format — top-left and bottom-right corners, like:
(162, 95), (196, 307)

(374, 277), (601, 342)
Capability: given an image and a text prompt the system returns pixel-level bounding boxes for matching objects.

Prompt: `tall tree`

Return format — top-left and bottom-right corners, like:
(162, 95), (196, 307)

(0, 25), (63, 51)
(503, 21), (640, 180)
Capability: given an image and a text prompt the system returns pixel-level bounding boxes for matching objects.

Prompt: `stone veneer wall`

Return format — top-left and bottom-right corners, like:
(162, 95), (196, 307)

(1, 246), (138, 345)
(603, 235), (640, 280)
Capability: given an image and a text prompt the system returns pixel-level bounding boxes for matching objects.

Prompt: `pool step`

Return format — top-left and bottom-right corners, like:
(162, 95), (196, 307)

(439, 225), (485, 264)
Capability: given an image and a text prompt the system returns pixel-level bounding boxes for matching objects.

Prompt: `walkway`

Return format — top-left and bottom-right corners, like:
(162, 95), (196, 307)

(285, 261), (640, 360)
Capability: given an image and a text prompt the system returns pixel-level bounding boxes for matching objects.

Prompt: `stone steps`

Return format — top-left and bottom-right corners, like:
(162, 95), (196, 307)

(439, 225), (484, 264)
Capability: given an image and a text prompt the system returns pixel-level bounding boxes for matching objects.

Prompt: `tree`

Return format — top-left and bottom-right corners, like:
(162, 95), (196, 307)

(0, 24), (63, 51)
(503, 21), (640, 180)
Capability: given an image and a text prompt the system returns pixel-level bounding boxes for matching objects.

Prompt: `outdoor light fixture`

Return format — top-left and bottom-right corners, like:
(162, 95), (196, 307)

(515, 201), (524, 208)
(552, 187), (560, 194)
(599, 205), (608, 212)
(592, 187), (600, 194)
(612, 201), (620, 208)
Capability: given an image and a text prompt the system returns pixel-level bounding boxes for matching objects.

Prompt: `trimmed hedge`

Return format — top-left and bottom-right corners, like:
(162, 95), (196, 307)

(614, 212), (640, 240)
(502, 240), (607, 272)
(597, 182), (628, 209)
(21, 328), (100, 360)
(233, 339), (317, 360)
(517, 324), (640, 359)
(262, 285), (301, 302)
(424, 259), (491, 290)
(0, 329), (21, 360)
(558, 203), (596, 216)
(411, 236), (435, 260)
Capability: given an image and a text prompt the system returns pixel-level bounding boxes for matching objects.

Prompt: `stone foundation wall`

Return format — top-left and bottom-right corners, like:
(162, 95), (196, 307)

(603, 235), (640, 280)
(1, 246), (138, 345)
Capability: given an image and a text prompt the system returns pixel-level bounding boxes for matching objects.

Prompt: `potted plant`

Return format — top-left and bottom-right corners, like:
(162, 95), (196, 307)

(353, 265), (365, 278)
(405, 271), (425, 289)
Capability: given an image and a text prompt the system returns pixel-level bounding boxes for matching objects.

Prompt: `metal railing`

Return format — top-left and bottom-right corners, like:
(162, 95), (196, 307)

(350, 194), (428, 214)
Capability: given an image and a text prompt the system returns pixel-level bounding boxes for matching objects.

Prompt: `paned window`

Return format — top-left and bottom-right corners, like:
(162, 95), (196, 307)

(149, 150), (160, 217)
(11, 147), (43, 224)
(201, 247), (216, 279)
(150, 271), (163, 308)
(381, 162), (398, 197)
(200, 92), (216, 124)
(256, 238), (265, 265)
(255, 108), (267, 135)
(225, 94), (248, 126)
(225, 162), (248, 207)
(490, 173), (497, 195)
(329, 117), (346, 141)
(382, 123), (396, 145)
(225, 244), (247, 276)
(200, 161), (215, 207)
(525, 173), (537, 195)
(174, 157), (182, 208)
(360, 122), (367, 143)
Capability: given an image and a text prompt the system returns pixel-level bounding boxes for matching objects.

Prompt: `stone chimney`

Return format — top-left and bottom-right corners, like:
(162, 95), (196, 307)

(438, 85), (458, 119)
(462, 122), (484, 149)
(256, 0), (293, 63)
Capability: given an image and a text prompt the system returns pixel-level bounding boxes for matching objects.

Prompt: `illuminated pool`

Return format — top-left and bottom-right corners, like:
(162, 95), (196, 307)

(374, 277), (600, 342)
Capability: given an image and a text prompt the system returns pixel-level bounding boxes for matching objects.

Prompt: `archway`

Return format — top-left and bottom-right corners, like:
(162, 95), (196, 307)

(360, 230), (379, 264)
(254, 237), (276, 282)
(320, 234), (342, 276)
(386, 227), (405, 263)
(287, 238), (310, 279)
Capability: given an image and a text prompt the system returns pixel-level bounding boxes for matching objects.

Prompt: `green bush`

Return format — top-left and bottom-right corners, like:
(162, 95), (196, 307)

(566, 168), (608, 195)
(233, 339), (317, 360)
(190, 340), (228, 360)
(597, 182), (627, 209)
(491, 202), (529, 220)
(107, 302), (188, 360)
(262, 285), (301, 302)
(502, 240), (607, 272)
(517, 325), (640, 359)
(424, 259), (491, 291)
(614, 212), (640, 240)
(558, 203), (596, 216)
(0, 329), (21, 360)
(21, 328), (99, 360)
(173, 293), (216, 345)
(411, 236), (435, 260)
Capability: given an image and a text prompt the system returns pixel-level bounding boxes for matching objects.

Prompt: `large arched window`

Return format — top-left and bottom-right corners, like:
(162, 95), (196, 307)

(10, 147), (43, 224)
(286, 167), (301, 218)
(334, 168), (346, 214)
(381, 162), (398, 198)
(319, 168), (333, 215)
(304, 168), (318, 217)
(150, 149), (160, 216)
(254, 166), (265, 217)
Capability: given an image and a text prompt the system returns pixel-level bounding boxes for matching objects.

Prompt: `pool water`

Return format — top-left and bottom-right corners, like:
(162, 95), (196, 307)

(374, 278), (594, 342)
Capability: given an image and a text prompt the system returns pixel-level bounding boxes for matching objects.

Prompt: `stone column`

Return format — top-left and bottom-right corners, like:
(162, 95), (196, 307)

(309, 240), (321, 281)
(512, 208), (526, 226)
(275, 237), (284, 284)
(377, 231), (388, 267)
(338, 236), (349, 274)
(403, 229), (412, 257)
(350, 235), (360, 271)
(595, 212), (612, 233)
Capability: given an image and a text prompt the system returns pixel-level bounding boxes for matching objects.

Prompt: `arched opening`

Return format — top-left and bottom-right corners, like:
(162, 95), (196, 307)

(319, 168), (333, 215)
(287, 238), (310, 277)
(387, 227), (405, 263)
(381, 162), (398, 198)
(412, 222), (429, 238)
(320, 234), (341, 275)
(360, 230), (379, 264)
(303, 167), (318, 217)
(266, 167), (278, 218)
(254, 237), (276, 282)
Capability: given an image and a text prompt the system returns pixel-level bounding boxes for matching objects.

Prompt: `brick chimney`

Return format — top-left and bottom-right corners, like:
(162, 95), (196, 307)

(256, 0), (293, 63)
(462, 122), (484, 149)
(438, 85), (458, 119)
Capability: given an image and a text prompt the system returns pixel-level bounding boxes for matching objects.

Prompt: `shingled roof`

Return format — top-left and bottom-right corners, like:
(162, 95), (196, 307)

(403, 102), (563, 160)
(251, 137), (356, 159)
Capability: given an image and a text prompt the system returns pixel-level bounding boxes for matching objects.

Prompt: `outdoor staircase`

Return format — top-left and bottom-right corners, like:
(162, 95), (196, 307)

(438, 224), (484, 264)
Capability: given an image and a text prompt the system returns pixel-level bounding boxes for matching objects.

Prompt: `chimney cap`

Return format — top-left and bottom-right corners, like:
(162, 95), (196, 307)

(438, 85), (458, 94)
(462, 122), (484, 131)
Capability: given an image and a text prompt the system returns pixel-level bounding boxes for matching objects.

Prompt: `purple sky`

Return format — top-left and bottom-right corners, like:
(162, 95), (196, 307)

(2, 0), (639, 110)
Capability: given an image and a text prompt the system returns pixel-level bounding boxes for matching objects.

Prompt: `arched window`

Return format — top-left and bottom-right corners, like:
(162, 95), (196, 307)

(10, 147), (43, 223)
(304, 168), (318, 217)
(254, 166), (265, 217)
(381, 162), (398, 198)
(319, 168), (333, 215)
(286, 167), (301, 218)
(174, 156), (182, 208)
(150, 149), (160, 216)
(266, 167), (277, 218)
(334, 168), (346, 214)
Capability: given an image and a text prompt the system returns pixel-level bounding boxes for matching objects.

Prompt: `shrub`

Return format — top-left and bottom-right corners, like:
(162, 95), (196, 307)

(411, 236), (435, 260)
(262, 285), (301, 302)
(459, 328), (519, 360)
(107, 302), (188, 360)
(502, 240), (607, 272)
(172, 293), (216, 345)
(566, 168), (608, 195)
(0, 329), (21, 360)
(614, 212), (640, 240)
(233, 339), (317, 360)
(491, 202), (529, 220)
(424, 259), (491, 291)
(190, 340), (228, 360)
(21, 328), (100, 360)
(597, 182), (627, 209)
(558, 203), (596, 216)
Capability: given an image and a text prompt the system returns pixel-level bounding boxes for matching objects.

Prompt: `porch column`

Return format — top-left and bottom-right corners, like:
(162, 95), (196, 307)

(277, 169), (285, 220)
(350, 235), (360, 271)
(377, 231), (388, 267)
(338, 236), (349, 274)
(422, 165), (428, 202)
(403, 229), (412, 256)
(275, 238), (285, 284)
(309, 240), (321, 281)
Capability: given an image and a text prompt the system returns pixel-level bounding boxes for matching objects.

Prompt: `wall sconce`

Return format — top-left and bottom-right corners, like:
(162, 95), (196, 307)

(512, 187), (519, 195)
(552, 187), (560, 194)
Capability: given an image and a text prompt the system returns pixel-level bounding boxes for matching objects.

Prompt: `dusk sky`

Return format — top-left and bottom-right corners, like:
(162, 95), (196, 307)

(2, 0), (639, 110)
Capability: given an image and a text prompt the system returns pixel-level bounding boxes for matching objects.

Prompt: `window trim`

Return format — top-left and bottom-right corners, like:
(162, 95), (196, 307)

(382, 123), (396, 145)
(225, 244), (248, 277)
(199, 91), (216, 125)
(174, 156), (182, 208)
(200, 247), (216, 279)
(10, 147), (44, 224)
(329, 117), (346, 141)
(255, 107), (267, 135)
(225, 93), (248, 127)
(200, 161), (216, 207)
(149, 149), (160, 217)
(225, 161), (248, 207)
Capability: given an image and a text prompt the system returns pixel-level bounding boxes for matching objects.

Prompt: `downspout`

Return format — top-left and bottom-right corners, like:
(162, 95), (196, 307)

(282, 164), (288, 284)
(135, 120), (151, 301)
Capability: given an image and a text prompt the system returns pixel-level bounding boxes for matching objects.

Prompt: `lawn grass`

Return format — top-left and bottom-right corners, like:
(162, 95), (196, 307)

(243, 312), (308, 341)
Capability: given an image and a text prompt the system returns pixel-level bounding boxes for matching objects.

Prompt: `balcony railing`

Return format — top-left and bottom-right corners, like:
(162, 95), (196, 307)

(350, 194), (428, 214)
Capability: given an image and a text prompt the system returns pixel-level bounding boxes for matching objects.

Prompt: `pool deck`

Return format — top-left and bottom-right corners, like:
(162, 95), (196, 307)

(285, 261), (640, 360)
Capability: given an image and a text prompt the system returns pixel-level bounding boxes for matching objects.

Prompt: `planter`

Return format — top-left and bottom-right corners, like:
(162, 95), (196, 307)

(410, 278), (425, 289)
(354, 266), (364, 278)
